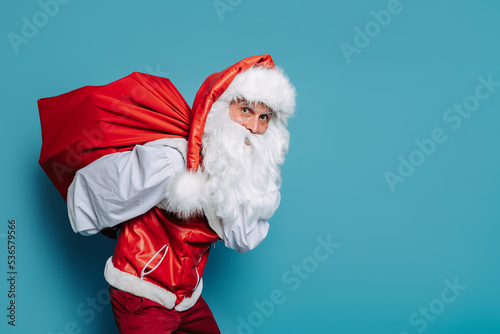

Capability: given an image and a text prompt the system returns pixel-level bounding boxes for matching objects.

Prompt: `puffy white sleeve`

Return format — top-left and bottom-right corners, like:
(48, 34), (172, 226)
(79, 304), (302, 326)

(67, 145), (185, 236)
(221, 205), (270, 253)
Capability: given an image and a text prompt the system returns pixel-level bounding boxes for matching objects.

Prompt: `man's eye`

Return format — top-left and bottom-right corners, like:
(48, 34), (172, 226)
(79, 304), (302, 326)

(259, 114), (269, 121)
(241, 108), (250, 113)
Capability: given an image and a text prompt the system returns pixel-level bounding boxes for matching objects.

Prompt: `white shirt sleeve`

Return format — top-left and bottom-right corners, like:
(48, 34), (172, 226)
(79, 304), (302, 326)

(222, 205), (270, 253)
(67, 145), (185, 236)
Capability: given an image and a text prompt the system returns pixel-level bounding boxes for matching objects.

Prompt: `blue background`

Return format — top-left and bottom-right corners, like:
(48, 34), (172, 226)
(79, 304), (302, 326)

(1, 0), (500, 333)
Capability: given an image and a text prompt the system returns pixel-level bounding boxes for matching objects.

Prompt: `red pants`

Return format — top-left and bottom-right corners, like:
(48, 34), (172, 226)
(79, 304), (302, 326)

(109, 286), (221, 334)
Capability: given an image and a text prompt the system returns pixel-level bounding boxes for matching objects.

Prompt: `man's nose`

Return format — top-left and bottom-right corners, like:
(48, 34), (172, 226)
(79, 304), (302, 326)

(245, 117), (259, 134)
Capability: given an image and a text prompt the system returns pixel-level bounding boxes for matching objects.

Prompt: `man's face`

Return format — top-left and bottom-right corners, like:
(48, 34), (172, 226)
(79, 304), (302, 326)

(229, 99), (273, 135)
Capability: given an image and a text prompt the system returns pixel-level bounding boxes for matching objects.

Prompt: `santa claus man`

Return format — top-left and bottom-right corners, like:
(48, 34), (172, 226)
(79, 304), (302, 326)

(66, 55), (296, 333)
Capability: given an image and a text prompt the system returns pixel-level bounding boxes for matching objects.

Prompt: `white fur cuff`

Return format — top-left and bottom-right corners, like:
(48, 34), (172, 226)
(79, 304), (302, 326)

(157, 170), (209, 219)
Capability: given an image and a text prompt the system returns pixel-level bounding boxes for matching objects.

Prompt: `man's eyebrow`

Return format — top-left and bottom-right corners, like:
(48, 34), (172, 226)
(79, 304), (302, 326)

(236, 98), (249, 105)
(236, 99), (272, 113)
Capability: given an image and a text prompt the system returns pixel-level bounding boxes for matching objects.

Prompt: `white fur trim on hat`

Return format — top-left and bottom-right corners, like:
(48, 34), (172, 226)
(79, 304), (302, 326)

(218, 66), (296, 125)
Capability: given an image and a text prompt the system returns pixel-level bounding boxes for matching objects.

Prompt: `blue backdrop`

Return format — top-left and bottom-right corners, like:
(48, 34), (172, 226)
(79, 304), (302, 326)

(1, 0), (499, 333)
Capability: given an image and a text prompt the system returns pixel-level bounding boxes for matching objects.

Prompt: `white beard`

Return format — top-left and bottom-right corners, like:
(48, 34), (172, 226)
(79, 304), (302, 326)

(201, 100), (290, 222)
(158, 99), (290, 222)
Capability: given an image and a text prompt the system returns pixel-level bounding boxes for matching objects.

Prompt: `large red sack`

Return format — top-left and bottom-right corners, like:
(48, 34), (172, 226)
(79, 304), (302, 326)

(38, 55), (276, 201)
(38, 72), (191, 200)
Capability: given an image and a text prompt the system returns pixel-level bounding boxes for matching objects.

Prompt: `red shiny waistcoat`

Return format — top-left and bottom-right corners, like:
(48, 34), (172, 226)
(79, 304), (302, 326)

(113, 207), (220, 303)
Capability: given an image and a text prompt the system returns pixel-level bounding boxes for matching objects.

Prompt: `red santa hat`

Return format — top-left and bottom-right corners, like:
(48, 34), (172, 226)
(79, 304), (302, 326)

(186, 54), (296, 171)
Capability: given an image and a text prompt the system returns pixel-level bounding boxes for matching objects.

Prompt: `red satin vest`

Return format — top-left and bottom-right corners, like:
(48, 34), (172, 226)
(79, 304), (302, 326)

(113, 207), (219, 304)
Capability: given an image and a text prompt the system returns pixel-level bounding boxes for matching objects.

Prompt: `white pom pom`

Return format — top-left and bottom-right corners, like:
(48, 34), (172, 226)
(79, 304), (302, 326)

(157, 170), (209, 219)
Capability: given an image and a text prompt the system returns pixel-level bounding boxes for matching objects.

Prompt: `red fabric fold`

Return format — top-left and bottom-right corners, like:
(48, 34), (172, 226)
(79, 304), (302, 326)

(38, 72), (191, 200)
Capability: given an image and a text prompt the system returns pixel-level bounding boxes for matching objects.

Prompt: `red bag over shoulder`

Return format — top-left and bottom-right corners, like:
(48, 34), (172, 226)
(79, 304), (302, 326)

(38, 72), (191, 200)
